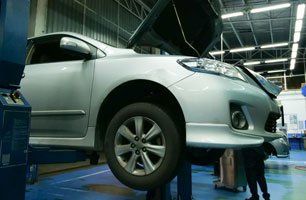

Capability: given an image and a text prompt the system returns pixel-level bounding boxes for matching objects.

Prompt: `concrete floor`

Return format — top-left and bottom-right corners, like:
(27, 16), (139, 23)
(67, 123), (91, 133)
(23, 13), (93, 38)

(26, 151), (306, 200)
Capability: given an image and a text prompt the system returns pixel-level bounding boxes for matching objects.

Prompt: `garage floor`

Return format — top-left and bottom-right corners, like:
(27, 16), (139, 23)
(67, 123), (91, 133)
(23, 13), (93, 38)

(26, 151), (306, 200)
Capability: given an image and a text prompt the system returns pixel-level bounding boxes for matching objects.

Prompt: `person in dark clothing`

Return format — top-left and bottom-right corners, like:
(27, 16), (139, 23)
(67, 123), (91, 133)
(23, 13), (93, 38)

(242, 146), (270, 200)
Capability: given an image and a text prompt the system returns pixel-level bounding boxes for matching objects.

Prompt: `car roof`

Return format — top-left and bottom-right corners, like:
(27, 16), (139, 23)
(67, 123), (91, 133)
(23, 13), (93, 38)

(28, 32), (138, 56)
(28, 32), (110, 51)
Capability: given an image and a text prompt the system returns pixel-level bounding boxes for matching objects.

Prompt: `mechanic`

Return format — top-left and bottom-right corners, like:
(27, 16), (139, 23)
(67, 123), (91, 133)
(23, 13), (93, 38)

(242, 145), (270, 200)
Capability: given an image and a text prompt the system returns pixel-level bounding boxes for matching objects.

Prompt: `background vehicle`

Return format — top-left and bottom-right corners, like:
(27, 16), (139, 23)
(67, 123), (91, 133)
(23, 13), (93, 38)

(265, 130), (290, 158)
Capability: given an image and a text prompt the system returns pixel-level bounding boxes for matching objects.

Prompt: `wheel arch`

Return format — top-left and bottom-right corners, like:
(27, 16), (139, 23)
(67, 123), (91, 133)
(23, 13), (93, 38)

(96, 79), (186, 150)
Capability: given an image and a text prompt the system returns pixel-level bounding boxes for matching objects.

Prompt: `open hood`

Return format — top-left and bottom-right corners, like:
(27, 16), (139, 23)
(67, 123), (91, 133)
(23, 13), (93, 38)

(246, 68), (282, 98)
(127, 0), (222, 57)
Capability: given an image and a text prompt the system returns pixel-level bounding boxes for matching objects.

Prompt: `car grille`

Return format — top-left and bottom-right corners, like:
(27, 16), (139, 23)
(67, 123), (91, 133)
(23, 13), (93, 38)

(265, 112), (281, 133)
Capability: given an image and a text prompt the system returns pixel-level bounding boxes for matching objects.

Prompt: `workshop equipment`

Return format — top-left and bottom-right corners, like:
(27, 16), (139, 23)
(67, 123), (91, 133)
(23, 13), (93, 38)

(214, 149), (247, 192)
(0, 0), (30, 199)
(0, 90), (31, 199)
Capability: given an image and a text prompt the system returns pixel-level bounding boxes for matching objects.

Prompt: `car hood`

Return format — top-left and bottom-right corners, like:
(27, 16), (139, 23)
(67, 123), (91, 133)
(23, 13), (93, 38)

(246, 68), (282, 97)
(127, 0), (222, 57)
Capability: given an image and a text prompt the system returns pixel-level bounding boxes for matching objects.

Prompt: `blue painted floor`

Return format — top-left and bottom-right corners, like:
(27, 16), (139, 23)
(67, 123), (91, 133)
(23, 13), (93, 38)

(26, 151), (306, 200)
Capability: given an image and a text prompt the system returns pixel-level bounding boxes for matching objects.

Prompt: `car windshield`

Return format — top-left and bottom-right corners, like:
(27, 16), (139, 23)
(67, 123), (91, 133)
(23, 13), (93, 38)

(246, 68), (282, 97)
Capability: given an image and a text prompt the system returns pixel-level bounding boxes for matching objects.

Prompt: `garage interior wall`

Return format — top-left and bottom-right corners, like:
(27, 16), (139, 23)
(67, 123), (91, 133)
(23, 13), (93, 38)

(278, 91), (306, 135)
(29, 0), (142, 48)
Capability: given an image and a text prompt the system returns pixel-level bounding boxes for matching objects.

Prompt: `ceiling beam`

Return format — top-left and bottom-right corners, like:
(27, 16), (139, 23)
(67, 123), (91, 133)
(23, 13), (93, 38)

(220, 37), (231, 49)
(288, 5), (294, 44)
(242, 0), (258, 45)
(269, 13), (274, 43)
(229, 22), (244, 47)
(219, 0), (244, 47)
(223, 27), (306, 34)
(113, 0), (151, 20)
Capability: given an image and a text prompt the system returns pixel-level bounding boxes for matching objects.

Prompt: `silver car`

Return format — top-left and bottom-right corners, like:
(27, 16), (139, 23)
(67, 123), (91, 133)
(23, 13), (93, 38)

(21, 0), (283, 190)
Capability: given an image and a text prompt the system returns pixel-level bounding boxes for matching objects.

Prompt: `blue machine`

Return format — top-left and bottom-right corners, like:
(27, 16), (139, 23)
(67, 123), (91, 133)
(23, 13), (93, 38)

(0, 90), (31, 199)
(302, 84), (306, 97)
(0, 0), (30, 199)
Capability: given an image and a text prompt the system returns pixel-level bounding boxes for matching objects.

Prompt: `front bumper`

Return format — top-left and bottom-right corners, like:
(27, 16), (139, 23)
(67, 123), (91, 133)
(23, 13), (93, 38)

(186, 123), (284, 148)
(169, 72), (282, 148)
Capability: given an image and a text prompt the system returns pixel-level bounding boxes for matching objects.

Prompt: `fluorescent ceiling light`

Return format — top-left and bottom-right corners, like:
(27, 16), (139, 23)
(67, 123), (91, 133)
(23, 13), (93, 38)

(222, 12), (244, 19)
(293, 32), (301, 42)
(209, 51), (225, 56)
(265, 58), (288, 63)
(261, 42), (288, 49)
(267, 70), (286, 74)
(295, 20), (303, 32)
(297, 4), (305, 20)
(244, 61), (261, 66)
(291, 51), (297, 59)
(250, 3), (291, 13)
(290, 59), (296, 70)
(230, 47), (255, 53)
(292, 43), (299, 52)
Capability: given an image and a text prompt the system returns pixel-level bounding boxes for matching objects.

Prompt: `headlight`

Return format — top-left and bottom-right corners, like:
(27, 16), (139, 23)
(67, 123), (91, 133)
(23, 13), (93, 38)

(178, 58), (245, 81)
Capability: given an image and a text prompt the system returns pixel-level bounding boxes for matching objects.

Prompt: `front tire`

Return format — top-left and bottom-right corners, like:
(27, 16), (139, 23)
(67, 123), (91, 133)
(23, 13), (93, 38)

(104, 103), (183, 190)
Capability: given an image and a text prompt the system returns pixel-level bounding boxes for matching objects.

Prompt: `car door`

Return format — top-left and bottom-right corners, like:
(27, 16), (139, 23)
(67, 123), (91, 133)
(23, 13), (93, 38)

(21, 35), (96, 139)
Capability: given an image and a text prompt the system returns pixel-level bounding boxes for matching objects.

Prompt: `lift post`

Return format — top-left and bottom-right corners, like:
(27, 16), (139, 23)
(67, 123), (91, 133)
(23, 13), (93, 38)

(146, 160), (193, 200)
(0, 0), (30, 199)
(177, 160), (193, 200)
(26, 146), (88, 183)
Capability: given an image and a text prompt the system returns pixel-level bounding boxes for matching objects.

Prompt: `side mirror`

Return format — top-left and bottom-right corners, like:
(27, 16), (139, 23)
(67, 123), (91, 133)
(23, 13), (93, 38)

(60, 37), (92, 59)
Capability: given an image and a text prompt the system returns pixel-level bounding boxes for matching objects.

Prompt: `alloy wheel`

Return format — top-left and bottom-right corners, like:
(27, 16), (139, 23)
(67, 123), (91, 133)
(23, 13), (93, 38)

(114, 116), (166, 176)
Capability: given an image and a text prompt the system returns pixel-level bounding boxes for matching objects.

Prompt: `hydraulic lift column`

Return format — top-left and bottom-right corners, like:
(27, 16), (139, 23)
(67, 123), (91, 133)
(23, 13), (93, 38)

(0, 0), (30, 199)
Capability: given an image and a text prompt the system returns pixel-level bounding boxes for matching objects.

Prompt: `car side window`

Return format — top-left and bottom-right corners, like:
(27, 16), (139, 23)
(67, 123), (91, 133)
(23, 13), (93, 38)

(29, 38), (86, 65)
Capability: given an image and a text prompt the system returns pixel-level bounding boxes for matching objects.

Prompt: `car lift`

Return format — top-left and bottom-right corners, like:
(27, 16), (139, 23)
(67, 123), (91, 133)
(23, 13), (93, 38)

(146, 160), (193, 200)
(26, 146), (88, 183)
(0, 0), (31, 199)
(27, 149), (194, 200)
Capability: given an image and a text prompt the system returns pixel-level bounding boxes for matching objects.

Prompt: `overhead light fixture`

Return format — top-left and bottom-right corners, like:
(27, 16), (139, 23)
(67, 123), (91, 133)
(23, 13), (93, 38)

(293, 32), (301, 42)
(230, 47), (256, 53)
(244, 61), (261, 66)
(291, 51), (297, 59)
(289, 4), (305, 71)
(292, 43), (299, 52)
(221, 12), (244, 19)
(295, 20), (303, 32)
(297, 4), (305, 20)
(209, 51), (225, 56)
(290, 59), (296, 70)
(267, 70), (286, 74)
(265, 58), (288, 63)
(250, 3), (291, 13)
(260, 42), (288, 49)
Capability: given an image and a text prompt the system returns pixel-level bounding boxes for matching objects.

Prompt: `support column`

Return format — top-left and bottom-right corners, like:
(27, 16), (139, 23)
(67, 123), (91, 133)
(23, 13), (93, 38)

(32, 0), (48, 36)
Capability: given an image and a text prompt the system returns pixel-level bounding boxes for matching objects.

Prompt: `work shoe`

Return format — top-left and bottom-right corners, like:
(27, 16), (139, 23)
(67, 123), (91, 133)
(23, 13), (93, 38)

(263, 193), (270, 200)
(245, 196), (259, 200)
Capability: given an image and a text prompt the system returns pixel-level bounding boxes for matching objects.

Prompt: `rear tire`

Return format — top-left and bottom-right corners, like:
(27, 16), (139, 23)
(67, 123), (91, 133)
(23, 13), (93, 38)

(104, 102), (183, 190)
